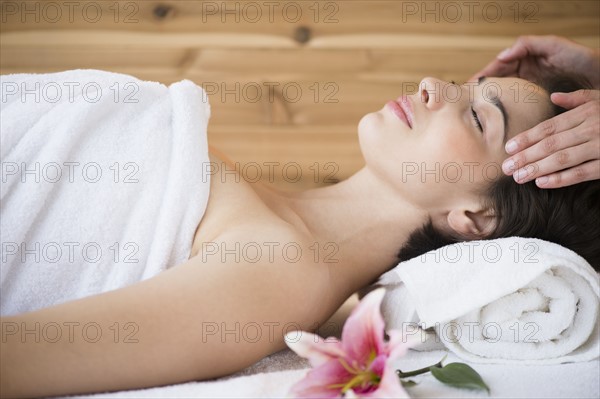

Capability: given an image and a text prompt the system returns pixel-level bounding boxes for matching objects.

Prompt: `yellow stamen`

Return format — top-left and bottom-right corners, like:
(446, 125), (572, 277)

(341, 374), (368, 393)
(339, 357), (360, 374)
(368, 349), (377, 364)
(326, 351), (382, 393)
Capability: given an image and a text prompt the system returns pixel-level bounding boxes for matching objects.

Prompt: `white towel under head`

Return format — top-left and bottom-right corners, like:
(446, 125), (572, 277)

(1, 69), (212, 316)
(376, 237), (600, 364)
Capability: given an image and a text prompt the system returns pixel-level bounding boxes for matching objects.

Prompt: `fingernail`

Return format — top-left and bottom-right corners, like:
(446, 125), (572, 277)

(514, 168), (526, 181)
(514, 166), (533, 182)
(505, 140), (518, 154)
(498, 47), (512, 59)
(502, 159), (516, 174)
(536, 176), (549, 186)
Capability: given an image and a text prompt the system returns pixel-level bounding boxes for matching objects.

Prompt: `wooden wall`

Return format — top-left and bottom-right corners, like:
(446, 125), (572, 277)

(1, 0), (599, 188)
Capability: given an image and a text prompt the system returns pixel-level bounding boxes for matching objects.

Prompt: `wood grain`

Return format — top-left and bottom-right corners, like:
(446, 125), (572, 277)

(1, 0), (598, 188)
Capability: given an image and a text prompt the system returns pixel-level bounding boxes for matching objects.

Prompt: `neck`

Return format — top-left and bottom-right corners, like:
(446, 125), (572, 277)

(257, 166), (428, 298)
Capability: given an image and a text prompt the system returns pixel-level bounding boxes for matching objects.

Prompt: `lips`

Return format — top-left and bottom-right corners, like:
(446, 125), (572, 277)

(386, 96), (413, 128)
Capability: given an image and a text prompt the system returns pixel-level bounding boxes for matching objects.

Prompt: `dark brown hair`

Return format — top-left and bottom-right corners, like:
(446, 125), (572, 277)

(397, 73), (600, 271)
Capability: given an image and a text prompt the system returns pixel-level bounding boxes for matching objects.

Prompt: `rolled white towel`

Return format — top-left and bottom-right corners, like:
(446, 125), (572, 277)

(375, 237), (600, 364)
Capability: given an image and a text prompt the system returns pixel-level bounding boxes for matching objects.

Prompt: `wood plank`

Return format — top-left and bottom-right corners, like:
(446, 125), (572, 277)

(0, 31), (298, 48)
(1, 0), (598, 37)
(190, 48), (371, 73)
(207, 125), (364, 187)
(309, 34), (600, 50)
(3, 45), (598, 81)
(2, 30), (597, 50)
(0, 47), (186, 68)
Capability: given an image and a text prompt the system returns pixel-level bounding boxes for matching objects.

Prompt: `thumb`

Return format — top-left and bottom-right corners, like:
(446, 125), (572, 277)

(551, 89), (600, 109)
(497, 35), (556, 62)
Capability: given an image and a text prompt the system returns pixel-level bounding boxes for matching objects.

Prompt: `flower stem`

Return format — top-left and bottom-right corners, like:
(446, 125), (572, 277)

(396, 355), (446, 379)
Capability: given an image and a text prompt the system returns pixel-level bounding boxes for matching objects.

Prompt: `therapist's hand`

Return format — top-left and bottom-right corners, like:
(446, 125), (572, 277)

(501, 89), (600, 188)
(470, 35), (600, 88)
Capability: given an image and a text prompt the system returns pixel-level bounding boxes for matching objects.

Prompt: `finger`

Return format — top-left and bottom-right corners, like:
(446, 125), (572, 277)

(504, 108), (585, 157)
(535, 160), (600, 189)
(512, 141), (597, 183)
(469, 59), (519, 81)
(502, 125), (591, 176)
(496, 35), (560, 62)
(551, 90), (600, 109)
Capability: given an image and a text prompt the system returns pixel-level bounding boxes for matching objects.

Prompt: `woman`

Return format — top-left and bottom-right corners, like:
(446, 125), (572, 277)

(1, 74), (598, 398)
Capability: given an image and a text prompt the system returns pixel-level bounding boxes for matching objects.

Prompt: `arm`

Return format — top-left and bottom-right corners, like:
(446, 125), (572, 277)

(1, 230), (328, 398)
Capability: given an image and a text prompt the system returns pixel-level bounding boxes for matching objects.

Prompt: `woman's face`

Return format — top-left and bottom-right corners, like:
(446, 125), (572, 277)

(358, 76), (554, 213)
(358, 76), (555, 236)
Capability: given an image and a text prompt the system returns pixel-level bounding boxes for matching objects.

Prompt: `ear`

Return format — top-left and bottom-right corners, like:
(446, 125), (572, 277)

(447, 207), (497, 239)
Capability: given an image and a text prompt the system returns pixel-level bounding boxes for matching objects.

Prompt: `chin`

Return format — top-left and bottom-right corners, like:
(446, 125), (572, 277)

(358, 109), (397, 171)
(357, 112), (380, 154)
(358, 109), (385, 137)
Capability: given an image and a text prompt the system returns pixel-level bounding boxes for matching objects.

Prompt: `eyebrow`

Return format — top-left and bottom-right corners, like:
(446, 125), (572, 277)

(478, 76), (508, 143)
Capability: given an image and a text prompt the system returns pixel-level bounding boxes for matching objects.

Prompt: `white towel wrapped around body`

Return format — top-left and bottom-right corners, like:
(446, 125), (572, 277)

(376, 237), (600, 364)
(1, 70), (212, 316)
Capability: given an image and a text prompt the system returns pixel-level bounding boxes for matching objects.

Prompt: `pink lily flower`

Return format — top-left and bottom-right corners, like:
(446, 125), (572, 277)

(284, 288), (414, 398)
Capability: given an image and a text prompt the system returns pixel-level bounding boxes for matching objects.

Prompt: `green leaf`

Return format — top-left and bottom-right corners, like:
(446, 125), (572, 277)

(400, 379), (418, 388)
(429, 362), (490, 394)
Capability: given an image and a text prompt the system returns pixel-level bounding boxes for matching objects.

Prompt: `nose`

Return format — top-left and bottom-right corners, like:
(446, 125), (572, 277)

(418, 77), (451, 110)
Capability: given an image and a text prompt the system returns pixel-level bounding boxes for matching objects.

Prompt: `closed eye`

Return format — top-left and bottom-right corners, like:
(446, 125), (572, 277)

(471, 106), (483, 133)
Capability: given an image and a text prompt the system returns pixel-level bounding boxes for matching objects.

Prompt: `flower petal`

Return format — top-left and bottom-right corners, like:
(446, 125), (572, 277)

(285, 331), (346, 367)
(358, 360), (410, 399)
(288, 359), (352, 398)
(386, 329), (420, 360)
(367, 354), (387, 376)
(344, 390), (360, 399)
(341, 288), (387, 364)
